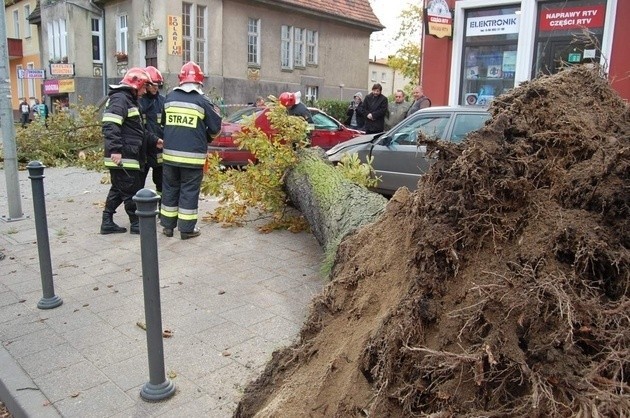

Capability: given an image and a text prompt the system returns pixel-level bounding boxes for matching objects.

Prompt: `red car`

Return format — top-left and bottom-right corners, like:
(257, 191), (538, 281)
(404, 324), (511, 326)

(208, 106), (362, 166)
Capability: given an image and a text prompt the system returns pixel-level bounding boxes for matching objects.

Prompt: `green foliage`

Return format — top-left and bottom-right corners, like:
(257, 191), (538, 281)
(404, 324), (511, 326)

(11, 99), (104, 170)
(335, 153), (379, 189)
(313, 99), (350, 123)
(388, 4), (424, 85)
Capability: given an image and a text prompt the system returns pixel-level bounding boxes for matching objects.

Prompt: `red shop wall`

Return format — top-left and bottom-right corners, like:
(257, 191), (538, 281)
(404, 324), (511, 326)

(421, 0), (455, 106)
(609, 0), (630, 101)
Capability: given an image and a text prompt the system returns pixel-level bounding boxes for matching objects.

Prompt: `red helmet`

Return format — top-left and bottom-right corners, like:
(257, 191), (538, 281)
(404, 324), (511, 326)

(144, 66), (163, 86)
(279, 92), (295, 107)
(178, 61), (204, 85)
(120, 67), (151, 90)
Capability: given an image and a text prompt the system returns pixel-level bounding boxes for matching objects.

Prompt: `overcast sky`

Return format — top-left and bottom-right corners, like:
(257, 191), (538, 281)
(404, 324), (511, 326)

(369, 0), (415, 59)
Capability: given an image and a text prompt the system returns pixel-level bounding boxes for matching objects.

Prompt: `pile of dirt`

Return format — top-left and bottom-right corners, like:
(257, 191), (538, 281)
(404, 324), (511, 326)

(236, 66), (630, 417)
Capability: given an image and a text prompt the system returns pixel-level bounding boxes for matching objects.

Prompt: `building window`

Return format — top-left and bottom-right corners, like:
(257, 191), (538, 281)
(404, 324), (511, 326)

(16, 65), (24, 99)
(281, 25), (293, 69)
(27, 63), (35, 98)
(91, 18), (103, 62)
(183, 3), (207, 71)
(13, 10), (20, 38)
(306, 30), (318, 65)
(305, 86), (319, 103)
(294, 28), (305, 67)
(47, 19), (67, 61)
(371, 71), (377, 82)
(248, 18), (261, 66)
(24, 5), (31, 38)
(117, 15), (128, 55)
(381, 72), (387, 83)
(145, 38), (157, 67)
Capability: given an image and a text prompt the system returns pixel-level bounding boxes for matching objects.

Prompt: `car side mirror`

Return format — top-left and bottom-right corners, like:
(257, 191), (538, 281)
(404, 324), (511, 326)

(379, 136), (392, 146)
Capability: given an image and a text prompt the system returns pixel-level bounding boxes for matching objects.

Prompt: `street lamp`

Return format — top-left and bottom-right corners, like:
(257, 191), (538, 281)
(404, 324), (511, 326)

(339, 84), (344, 100)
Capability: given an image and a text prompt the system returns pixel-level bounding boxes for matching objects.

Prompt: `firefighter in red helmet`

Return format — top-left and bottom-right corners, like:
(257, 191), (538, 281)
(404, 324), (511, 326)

(100, 67), (163, 235)
(160, 61), (222, 240)
(140, 66), (166, 197)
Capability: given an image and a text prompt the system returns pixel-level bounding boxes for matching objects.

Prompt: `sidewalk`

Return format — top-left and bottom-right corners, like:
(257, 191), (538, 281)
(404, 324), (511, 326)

(0, 167), (324, 417)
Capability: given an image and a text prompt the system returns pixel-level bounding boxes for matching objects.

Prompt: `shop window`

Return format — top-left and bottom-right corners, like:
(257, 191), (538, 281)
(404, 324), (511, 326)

(532, 0), (606, 77)
(460, 5), (520, 106)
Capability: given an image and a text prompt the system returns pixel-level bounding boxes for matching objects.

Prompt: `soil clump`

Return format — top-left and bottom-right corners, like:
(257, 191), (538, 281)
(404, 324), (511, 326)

(236, 66), (630, 417)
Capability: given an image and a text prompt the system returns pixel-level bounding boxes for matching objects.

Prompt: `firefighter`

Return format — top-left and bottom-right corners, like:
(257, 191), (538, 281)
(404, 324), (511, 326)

(100, 67), (162, 235)
(140, 66), (166, 196)
(160, 61), (222, 240)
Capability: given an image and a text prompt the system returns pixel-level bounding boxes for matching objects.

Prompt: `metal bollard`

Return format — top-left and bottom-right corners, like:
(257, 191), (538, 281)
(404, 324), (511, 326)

(133, 188), (175, 401)
(26, 161), (63, 310)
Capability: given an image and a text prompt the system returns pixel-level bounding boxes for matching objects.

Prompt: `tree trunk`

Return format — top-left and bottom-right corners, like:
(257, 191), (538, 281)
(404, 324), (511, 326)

(284, 148), (387, 251)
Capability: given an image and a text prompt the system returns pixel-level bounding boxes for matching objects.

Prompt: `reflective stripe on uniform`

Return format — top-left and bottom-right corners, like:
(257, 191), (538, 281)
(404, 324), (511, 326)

(163, 149), (206, 166)
(103, 158), (141, 169)
(156, 153), (164, 164)
(164, 102), (205, 128)
(128, 107), (140, 118)
(160, 205), (178, 218)
(178, 207), (198, 221)
(102, 112), (123, 125)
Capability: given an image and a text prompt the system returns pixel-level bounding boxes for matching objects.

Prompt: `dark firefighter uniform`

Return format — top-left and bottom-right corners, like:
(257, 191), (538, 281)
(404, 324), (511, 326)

(160, 89), (222, 235)
(139, 91), (165, 194)
(102, 86), (157, 233)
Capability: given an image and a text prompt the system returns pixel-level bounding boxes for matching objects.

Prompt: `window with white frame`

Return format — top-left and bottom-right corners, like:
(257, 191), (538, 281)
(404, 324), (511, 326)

(27, 63), (35, 98)
(16, 65), (24, 99)
(47, 19), (67, 61)
(117, 15), (128, 54)
(24, 5), (31, 38)
(91, 18), (103, 62)
(13, 10), (20, 38)
(371, 71), (377, 82)
(306, 86), (319, 103)
(182, 3), (207, 72)
(294, 28), (305, 67)
(281, 25), (293, 69)
(248, 18), (261, 66)
(381, 72), (387, 83)
(306, 30), (318, 65)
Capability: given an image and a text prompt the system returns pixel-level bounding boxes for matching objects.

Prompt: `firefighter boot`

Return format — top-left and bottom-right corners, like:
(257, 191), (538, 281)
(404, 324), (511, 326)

(129, 214), (140, 235)
(100, 212), (127, 234)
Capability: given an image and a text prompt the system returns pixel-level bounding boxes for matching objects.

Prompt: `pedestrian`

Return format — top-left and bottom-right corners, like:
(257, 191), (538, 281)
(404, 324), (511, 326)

(406, 85), (432, 117)
(160, 61), (222, 240)
(254, 96), (265, 107)
(140, 66), (165, 196)
(344, 92), (365, 131)
(19, 98), (30, 127)
(360, 83), (388, 134)
(100, 67), (161, 235)
(385, 89), (411, 131)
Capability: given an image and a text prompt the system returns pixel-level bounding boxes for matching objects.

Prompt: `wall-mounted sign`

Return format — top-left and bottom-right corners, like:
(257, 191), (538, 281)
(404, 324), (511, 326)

(466, 14), (520, 37)
(50, 63), (74, 76)
(18, 69), (46, 79)
(43, 79), (75, 95)
(425, 0), (453, 38)
(539, 5), (605, 32)
(167, 15), (182, 56)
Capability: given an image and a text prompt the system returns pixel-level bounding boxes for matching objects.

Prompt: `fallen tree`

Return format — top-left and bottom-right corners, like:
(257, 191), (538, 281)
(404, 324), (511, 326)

(234, 66), (630, 417)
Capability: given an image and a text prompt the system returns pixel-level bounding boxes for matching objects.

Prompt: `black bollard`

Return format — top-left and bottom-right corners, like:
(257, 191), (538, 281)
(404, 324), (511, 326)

(26, 161), (63, 310)
(133, 188), (175, 401)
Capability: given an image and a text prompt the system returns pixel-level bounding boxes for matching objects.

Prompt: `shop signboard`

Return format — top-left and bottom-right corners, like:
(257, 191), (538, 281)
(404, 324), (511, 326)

(43, 79), (76, 95)
(425, 0), (453, 38)
(539, 5), (605, 32)
(50, 63), (75, 76)
(466, 14), (520, 37)
(167, 15), (182, 55)
(17, 69), (46, 79)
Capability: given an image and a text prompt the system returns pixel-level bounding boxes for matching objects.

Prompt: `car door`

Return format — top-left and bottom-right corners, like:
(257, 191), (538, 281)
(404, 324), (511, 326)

(447, 112), (491, 143)
(366, 112), (452, 194)
(310, 111), (342, 150)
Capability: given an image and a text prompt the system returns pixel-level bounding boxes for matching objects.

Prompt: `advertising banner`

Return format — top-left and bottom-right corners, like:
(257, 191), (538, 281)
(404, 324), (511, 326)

(50, 63), (74, 76)
(539, 5), (605, 31)
(466, 14), (520, 37)
(18, 69), (46, 79)
(167, 15), (182, 56)
(425, 0), (453, 38)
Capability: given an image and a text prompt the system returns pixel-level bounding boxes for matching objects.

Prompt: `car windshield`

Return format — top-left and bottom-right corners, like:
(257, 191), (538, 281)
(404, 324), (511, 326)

(226, 107), (263, 123)
(312, 112), (339, 130)
(389, 114), (450, 145)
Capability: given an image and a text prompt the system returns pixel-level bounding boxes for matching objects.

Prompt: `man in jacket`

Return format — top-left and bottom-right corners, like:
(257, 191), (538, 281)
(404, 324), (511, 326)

(100, 67), (161, 235)
(139, 66), (166, 196)
(161, 61), (222, 240)
(19, 98), (30, 127)
(385, 90), (411, 131)
(360, 83), (388, 134)
(406, 85), (432, 117)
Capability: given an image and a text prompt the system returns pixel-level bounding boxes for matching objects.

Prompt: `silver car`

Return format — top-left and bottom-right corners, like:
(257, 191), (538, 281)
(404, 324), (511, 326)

(326, 106), (490, 195)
